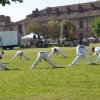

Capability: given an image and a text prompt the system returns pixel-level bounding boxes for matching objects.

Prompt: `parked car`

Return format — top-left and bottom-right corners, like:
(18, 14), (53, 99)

(62, 40), (89, 47)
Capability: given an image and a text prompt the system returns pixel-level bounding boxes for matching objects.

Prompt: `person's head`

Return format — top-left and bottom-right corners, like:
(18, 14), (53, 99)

(0, 51), (4, 59)
(54, 48), (58, 55)
(92, 47), (95, 52)
(1, 51), (4, 55)
(78, 40), (82, 45)
(54, 48), (57, 53)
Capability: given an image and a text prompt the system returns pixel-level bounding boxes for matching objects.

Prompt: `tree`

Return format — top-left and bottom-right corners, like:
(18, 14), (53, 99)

(0, 0), (23, 6)
(62, 19), (76, 40)
(26, 21), (48, 36)
(91, 17), (100, 37)
(47, 20), (60, 40)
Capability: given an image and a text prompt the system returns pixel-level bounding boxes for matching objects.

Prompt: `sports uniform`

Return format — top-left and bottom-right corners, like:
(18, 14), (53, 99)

(48, 47), (66, 58)
(92, 47), (100, 62)
(32, 51), (56, 68)
(11, 50), (29, 61)
(68, 41), (94, 66)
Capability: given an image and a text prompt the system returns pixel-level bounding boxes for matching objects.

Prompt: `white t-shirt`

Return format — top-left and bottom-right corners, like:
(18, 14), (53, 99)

(94, 47), (100, 55)
(38, 51), (48, 56)
(16, 50), (23, 56)
(76, 45), (90, 54)
(52, 47), (59, 51)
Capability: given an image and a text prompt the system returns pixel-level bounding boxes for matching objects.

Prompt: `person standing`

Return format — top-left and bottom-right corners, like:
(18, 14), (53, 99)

(11, 50), (29, 61)
(32, 51), (56, 68)
(48, 47), (66, 58)
(92, 47), (100, 62)
(68, 41), (95, 66)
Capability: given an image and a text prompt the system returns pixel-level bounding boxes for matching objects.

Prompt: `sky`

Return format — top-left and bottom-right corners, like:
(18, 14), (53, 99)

(0, 0), (97, 22)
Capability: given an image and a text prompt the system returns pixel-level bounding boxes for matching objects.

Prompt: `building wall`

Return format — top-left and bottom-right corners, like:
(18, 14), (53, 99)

(0, 1), (100, 39)
(0, 15), (12, 31)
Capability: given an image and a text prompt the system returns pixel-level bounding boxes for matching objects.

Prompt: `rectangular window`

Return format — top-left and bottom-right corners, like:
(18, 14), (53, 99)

(79, 20), (83, 28)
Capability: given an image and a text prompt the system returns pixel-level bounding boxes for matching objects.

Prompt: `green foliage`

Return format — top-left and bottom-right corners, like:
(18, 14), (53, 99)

(91, 17), (100, 37)
(0, 43), (100, 99)
(26, 22), (48, 36)
(0, 0), (23, 6)
(47, 20), (60, 38)
(62, 19), (76, 40)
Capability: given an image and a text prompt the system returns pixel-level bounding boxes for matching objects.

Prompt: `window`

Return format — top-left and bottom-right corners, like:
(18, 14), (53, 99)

(79, 20), (83, 28)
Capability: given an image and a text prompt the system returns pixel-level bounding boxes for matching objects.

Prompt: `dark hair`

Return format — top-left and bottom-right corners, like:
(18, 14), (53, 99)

(1, 51), (4, 55)
(78, 40), (82, 45)
(92, 47), (95, 52)
(54, 48), (57, 52)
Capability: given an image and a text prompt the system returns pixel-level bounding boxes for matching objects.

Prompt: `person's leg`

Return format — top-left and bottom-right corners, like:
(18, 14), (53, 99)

(32, 54), (42, 68)
(22, 54), (29, 60)
(58, 50), (66, 57)
(96, 54), (100, 62)
(83, 55), (94, 64)
(0, 63), (9, 70)
(69, 54), (82, 66)
(11, 54), (18, 61)
(48, 50), (55, 57)
(44, 56), (56, 68)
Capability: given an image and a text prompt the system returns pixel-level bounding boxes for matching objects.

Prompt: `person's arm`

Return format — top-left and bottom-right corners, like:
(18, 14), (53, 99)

(76, 46), (79, 55)
(11, 54), (17, 61)
(85, 47), (92, 55)
(92, 52), (97, 56)
(48, 49), (54, 57)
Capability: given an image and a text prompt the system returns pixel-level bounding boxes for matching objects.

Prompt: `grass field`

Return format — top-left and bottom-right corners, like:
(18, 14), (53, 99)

(0, 43), (100, 100)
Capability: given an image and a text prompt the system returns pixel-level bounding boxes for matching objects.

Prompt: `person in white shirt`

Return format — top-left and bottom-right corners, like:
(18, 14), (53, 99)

(0, 51), (9, 70)
(48, 47), (66, 58)
(68, 41), (94, 66)
(32, 51), (56, 68)
(11, 50), (29, 61)
(92, 47), (100, 62)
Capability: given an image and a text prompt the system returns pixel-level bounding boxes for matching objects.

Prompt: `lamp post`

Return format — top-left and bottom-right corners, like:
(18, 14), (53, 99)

(60, 23), (63, 44)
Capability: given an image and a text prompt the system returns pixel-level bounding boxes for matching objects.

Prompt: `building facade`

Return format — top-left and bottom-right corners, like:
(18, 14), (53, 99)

(25, 1), (100, 39)
(0, 1), (100, 39)
(0, 15), (13, 31)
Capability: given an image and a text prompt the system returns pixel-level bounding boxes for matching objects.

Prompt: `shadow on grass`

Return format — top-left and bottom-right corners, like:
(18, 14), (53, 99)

(7, 68), (20, 70)
(33, 66), (66, 69)
(55, 66), (66, 68)
(2, 63), (10, 64)
(88, 63), (99, 66)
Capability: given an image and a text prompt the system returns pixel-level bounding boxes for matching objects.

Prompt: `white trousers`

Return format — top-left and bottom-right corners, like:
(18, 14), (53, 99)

(49, 49), (66, 57)
(32, 53), (56, 68)
(96, 54), (100, 62)
(71, 53), (93, 65)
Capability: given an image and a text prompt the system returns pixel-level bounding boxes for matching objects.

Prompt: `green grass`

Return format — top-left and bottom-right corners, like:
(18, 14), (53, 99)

(0, 43), (100, 100)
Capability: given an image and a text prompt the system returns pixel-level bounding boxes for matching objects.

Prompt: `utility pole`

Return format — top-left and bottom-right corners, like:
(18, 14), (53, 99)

(60, 23), (63, 44)
(23, 22), (26, 36)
